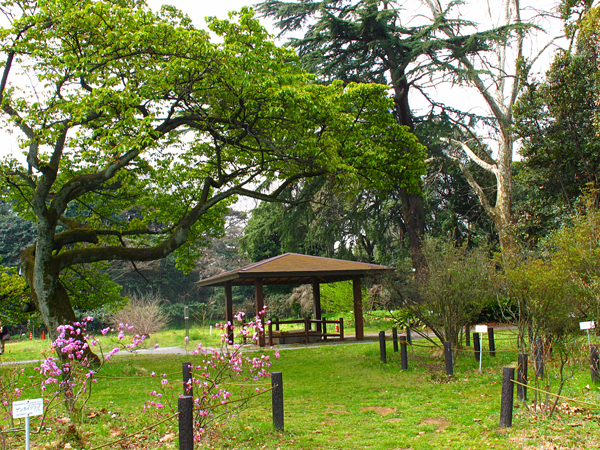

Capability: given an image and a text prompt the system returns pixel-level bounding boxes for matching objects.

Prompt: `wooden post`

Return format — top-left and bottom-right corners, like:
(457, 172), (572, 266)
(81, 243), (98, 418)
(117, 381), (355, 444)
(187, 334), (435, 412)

(535, 338), (544, 379)
(352, 275), (364, 340)
(400, 336), (408, 370)
(474, 332), (481, 362)
(591, 345), (600, 384)
(323, 319), (327, 341)
(304, 317), (310, 344)
(272, 372), (284, 431)
(406, 325), (412, 345)
(178, 396), (194, 450)
(255, 278), (265, 347)
(517, 353), (528, 401)
(379, 331), (387, 363)
(500, 367), (515, 428)
(465, 324), (471, 347)
(312, 279), (322, 334)
(392, 327), (398, 352)
(444, 341), (453, 377)
(340, 318), (344, 341)
(224, 281), (234, 344)
(488, 328), (496, 357)
(275, 317), (280, 331)
(182, 362), (193, 397)
(268, 321), (273, 347)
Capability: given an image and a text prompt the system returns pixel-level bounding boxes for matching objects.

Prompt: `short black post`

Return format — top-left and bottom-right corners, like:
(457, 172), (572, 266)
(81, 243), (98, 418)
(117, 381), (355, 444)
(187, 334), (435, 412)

(591, 345), (600, 384)
(465, 324), (471, 347)
(178, 395), (194, 450)
(275, 317), (280, 331)
(500, 367), (515, 428)
(379, 331), (387, 363)
(392, 327), (398, 352)
(488, 328), (496, 357)
(400, 336), (408, 370)
(182, 362), (193, 396)
(406, 326), (412, 345)
(444, 341), (453, 376)
(535, 338), (544, 379)
(517, 353), (528, 401)
(473, 332), (481, 362)
(272, 372), (284, 431)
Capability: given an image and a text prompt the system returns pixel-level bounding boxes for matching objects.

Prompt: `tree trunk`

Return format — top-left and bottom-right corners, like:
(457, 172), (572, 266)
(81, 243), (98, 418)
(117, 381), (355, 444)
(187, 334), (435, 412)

(22, 234), (100, 365)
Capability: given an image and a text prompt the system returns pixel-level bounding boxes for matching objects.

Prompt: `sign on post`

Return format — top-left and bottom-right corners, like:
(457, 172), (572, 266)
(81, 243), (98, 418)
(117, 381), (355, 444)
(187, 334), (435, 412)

(475, 324), (488, 333)
(581, 321), (596, 347)
(13, 398), (43, 450)
(13, 398), (43, 419)
(475, 325), (488, 372)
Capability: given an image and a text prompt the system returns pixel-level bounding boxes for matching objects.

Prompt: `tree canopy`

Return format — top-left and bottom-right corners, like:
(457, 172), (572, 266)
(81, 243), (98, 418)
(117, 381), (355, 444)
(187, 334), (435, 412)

(0, 0), (425, 343)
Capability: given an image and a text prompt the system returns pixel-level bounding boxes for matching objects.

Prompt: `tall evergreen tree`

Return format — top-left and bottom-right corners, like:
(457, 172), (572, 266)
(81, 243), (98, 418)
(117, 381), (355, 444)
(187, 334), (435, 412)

(258, 0), (519, 265)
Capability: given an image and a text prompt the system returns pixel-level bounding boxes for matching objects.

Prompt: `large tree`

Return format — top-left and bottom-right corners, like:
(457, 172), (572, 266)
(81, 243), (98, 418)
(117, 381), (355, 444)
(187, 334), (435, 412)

(0, 0), (425, 349)
(258, 0), (526, 263)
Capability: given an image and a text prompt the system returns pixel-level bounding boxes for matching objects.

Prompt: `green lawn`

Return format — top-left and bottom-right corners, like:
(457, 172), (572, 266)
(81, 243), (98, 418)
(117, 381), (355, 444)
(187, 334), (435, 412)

(2, 329), (600, 449)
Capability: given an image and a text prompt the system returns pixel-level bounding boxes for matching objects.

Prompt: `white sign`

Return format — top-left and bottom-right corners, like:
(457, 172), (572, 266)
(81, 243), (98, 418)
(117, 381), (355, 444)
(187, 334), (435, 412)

(474, 325), (488, 333)
(13, 399), (43, 419)
(580, 321), (596, 330)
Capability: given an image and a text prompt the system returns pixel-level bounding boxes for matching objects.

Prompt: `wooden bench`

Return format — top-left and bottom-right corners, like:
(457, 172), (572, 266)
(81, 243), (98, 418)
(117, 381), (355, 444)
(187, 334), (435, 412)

(268, 317), (344, 346)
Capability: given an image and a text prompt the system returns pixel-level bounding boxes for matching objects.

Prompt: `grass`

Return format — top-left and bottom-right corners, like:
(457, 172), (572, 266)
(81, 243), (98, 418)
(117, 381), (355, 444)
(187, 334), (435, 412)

(2, 328), (600, 449)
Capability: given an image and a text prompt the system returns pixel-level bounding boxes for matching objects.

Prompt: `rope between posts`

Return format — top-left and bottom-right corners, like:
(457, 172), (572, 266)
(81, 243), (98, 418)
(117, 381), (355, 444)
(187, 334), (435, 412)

(454, 348), (520, 353)
(95, 371), (180, 379)
(511, 379), (600, 410)
(89, 412), (179, 450)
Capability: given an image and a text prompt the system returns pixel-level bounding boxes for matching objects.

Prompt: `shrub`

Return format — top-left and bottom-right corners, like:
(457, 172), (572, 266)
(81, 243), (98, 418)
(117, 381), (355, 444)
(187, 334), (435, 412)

(110, 292), (169, 337)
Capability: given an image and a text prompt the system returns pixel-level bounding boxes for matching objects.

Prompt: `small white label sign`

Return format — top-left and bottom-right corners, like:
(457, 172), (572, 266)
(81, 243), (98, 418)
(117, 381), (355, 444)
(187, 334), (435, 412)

(13, 398), (43, 419)
(580, 321), (596, 330)
(474, 325), (488, 333)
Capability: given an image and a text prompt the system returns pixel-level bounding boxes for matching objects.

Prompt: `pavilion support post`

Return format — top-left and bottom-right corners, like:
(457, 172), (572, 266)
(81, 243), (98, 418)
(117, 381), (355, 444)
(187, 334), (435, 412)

(255, 278), (265, 347)
(352, 275), (364, 341)
(225, 281), (234, 344)
(312, 279), (322, 334)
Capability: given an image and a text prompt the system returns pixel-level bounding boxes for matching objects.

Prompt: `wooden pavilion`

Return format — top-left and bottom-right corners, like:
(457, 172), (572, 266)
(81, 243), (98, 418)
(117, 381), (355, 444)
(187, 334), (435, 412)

(196, 253), (394, 347)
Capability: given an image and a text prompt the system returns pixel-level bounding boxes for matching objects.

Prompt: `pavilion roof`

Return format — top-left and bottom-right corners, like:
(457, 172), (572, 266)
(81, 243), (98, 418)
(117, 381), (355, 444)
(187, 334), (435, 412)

(196, 253), (395, 287)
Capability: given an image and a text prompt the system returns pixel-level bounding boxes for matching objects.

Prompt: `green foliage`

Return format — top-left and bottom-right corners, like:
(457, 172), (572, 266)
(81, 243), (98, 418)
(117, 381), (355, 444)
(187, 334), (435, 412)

(320, 280), (367, 314)
(513, 45), (600, 243)
(505, 203), (600, 348)
(0, 0), (425, 333)
(0, 263), (28, 325)
(399, 236), (499, 347)
(0, 203), (35, 267)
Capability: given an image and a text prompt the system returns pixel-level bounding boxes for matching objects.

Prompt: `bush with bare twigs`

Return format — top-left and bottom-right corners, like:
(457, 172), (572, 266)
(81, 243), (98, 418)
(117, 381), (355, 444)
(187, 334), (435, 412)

(110, 292), (169, 337)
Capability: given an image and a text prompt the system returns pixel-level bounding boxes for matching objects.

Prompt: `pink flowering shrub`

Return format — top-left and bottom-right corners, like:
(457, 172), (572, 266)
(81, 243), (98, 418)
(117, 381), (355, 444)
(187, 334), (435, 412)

(0, 317), (148, 435)
(145, 309), (280, 440)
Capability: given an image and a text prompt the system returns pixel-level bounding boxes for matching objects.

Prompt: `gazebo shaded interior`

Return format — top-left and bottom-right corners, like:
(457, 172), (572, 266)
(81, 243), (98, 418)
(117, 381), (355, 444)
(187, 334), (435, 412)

(196, 253), (394, 346)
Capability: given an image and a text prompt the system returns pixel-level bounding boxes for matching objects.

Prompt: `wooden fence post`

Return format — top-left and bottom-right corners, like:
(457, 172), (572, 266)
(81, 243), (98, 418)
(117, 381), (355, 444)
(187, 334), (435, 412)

(465, 324), (471, 347)
(182, 362), (193, 397)
(392, 327), (398, 353)
(500, 367), (515, 428)
(272, 372), (284, 431)
(474, 332), (481, 362)
(406, 326), (412, 345)
(400, 336), (408, 370)
(444, 341), (453, 377)
(379, 331), (387, 363)
(517, 353), (528, 401)
(178, 395), (194, 450)
(488, 328), (496, 357)
(591, 345), (600, 384)
(535, 338), (544, 379)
